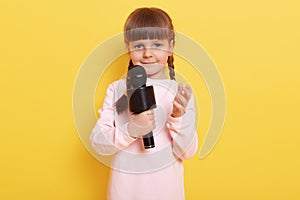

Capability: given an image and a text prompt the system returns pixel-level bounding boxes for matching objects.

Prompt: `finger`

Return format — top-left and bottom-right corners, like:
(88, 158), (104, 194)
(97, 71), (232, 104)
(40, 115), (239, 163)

(148, 114), (155, 120)
(180, 89), (185, 96)
(182, 85), (192, 101)
(172, 101), (185, 116)
(147, 110), (154, 117)
(185, 84), (192, 94)
(151, 119), (156, 126)
(174, 93), (188, 107)
(180, 90), (189, 102)
(178, 83), (183, 91)
(145, 120), (156, 131)
(176, 85), (187, 98)
(143, 110), (153, 115)
(177, 83), (183, 95)
(173, 100), (184, 110)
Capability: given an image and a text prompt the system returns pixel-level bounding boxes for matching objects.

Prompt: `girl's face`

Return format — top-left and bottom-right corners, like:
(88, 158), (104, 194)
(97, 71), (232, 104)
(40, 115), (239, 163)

(128, 39), (173, 79)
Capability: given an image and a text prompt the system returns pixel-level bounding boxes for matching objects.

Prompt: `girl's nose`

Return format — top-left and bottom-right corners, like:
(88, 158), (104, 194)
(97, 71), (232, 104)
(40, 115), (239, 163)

(143, 47), (153, 58)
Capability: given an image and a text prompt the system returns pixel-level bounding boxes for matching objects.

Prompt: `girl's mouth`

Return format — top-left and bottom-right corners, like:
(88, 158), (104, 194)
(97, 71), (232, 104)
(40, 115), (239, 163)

(141, 62), (156, 65)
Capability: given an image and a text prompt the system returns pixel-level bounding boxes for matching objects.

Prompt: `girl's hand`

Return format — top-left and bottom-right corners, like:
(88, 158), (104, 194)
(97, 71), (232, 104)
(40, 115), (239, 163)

(128, 110), (156, 138)
(171, 83), (192, 118)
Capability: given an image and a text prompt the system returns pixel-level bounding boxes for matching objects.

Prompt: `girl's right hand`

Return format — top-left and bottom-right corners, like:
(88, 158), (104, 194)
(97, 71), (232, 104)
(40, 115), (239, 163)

(127, 110), (156, 138)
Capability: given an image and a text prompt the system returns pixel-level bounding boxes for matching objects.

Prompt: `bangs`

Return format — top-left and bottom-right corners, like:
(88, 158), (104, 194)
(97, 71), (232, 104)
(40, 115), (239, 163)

(124, 27), (174, 43)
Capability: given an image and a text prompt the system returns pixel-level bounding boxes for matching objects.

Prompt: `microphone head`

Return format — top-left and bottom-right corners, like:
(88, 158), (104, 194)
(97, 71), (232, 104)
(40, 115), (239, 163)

(127, 65), (147, 89)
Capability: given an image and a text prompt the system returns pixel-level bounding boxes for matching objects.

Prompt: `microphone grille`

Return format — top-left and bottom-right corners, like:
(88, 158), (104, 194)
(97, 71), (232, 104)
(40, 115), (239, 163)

(127, 65), (147, 89)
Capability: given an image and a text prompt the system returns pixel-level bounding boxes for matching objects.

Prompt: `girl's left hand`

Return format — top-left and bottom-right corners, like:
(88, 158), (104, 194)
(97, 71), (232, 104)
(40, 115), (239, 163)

(171, 83), (192, 118)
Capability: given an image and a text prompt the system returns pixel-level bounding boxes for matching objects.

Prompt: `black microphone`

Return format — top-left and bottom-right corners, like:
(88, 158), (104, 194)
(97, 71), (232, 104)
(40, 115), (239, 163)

(127, 65), (156, 149)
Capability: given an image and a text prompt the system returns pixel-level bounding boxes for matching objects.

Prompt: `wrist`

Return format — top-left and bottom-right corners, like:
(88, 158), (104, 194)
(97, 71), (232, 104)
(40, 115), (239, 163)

(171, 113), (180, 118)
(171, 111), (185, 118)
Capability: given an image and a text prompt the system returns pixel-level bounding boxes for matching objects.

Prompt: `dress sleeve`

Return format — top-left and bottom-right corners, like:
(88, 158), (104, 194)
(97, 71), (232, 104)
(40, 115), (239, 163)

(89, 82), (136, 156)
(167, 93), (198, 160)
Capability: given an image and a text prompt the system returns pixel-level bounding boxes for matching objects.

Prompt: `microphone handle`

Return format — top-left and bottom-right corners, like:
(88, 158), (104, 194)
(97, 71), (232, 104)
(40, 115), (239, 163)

(142, 131), (155, 149)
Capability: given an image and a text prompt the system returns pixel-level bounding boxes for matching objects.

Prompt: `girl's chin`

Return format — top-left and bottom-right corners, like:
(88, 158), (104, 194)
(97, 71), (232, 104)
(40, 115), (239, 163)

(145, 71), (166, 79)
(140, 63), (157, 67)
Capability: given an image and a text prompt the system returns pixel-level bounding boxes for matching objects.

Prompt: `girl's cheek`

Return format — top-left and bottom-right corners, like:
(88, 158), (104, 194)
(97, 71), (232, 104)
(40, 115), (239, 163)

(130, 51), (140, 59)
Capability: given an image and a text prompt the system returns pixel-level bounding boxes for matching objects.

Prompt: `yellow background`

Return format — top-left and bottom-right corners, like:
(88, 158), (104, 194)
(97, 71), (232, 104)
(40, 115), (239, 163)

(1, 0), (299, 199)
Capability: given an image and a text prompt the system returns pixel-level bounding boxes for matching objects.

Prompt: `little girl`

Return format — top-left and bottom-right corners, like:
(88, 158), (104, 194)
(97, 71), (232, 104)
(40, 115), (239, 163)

(90, 7), (198, 200)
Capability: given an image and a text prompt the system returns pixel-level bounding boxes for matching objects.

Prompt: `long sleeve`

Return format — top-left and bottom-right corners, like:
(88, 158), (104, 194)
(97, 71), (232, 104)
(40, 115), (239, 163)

(167, 93), (198, 160)
(100, 79), (198, 200)
(90, 81), (136, 156)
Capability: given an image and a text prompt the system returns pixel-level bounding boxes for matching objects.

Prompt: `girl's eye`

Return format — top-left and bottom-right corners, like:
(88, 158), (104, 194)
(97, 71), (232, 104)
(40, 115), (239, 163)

(153, 43), (163, 48)
(134, 44), (144, 49)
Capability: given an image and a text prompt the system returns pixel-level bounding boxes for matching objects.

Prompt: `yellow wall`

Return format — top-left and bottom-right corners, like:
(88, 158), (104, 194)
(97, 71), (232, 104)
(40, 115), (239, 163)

(1, 0), (300, 199)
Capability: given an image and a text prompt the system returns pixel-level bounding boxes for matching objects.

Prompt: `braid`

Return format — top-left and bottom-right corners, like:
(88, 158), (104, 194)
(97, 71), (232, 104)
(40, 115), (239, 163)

(168, 55), (176, 80)
(129, 59), (134, 68)
(115, 59), (134, 114)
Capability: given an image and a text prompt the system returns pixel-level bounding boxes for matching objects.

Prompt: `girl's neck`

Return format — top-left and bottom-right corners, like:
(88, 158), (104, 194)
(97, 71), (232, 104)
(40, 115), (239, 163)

(147, 74), (167, 80)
